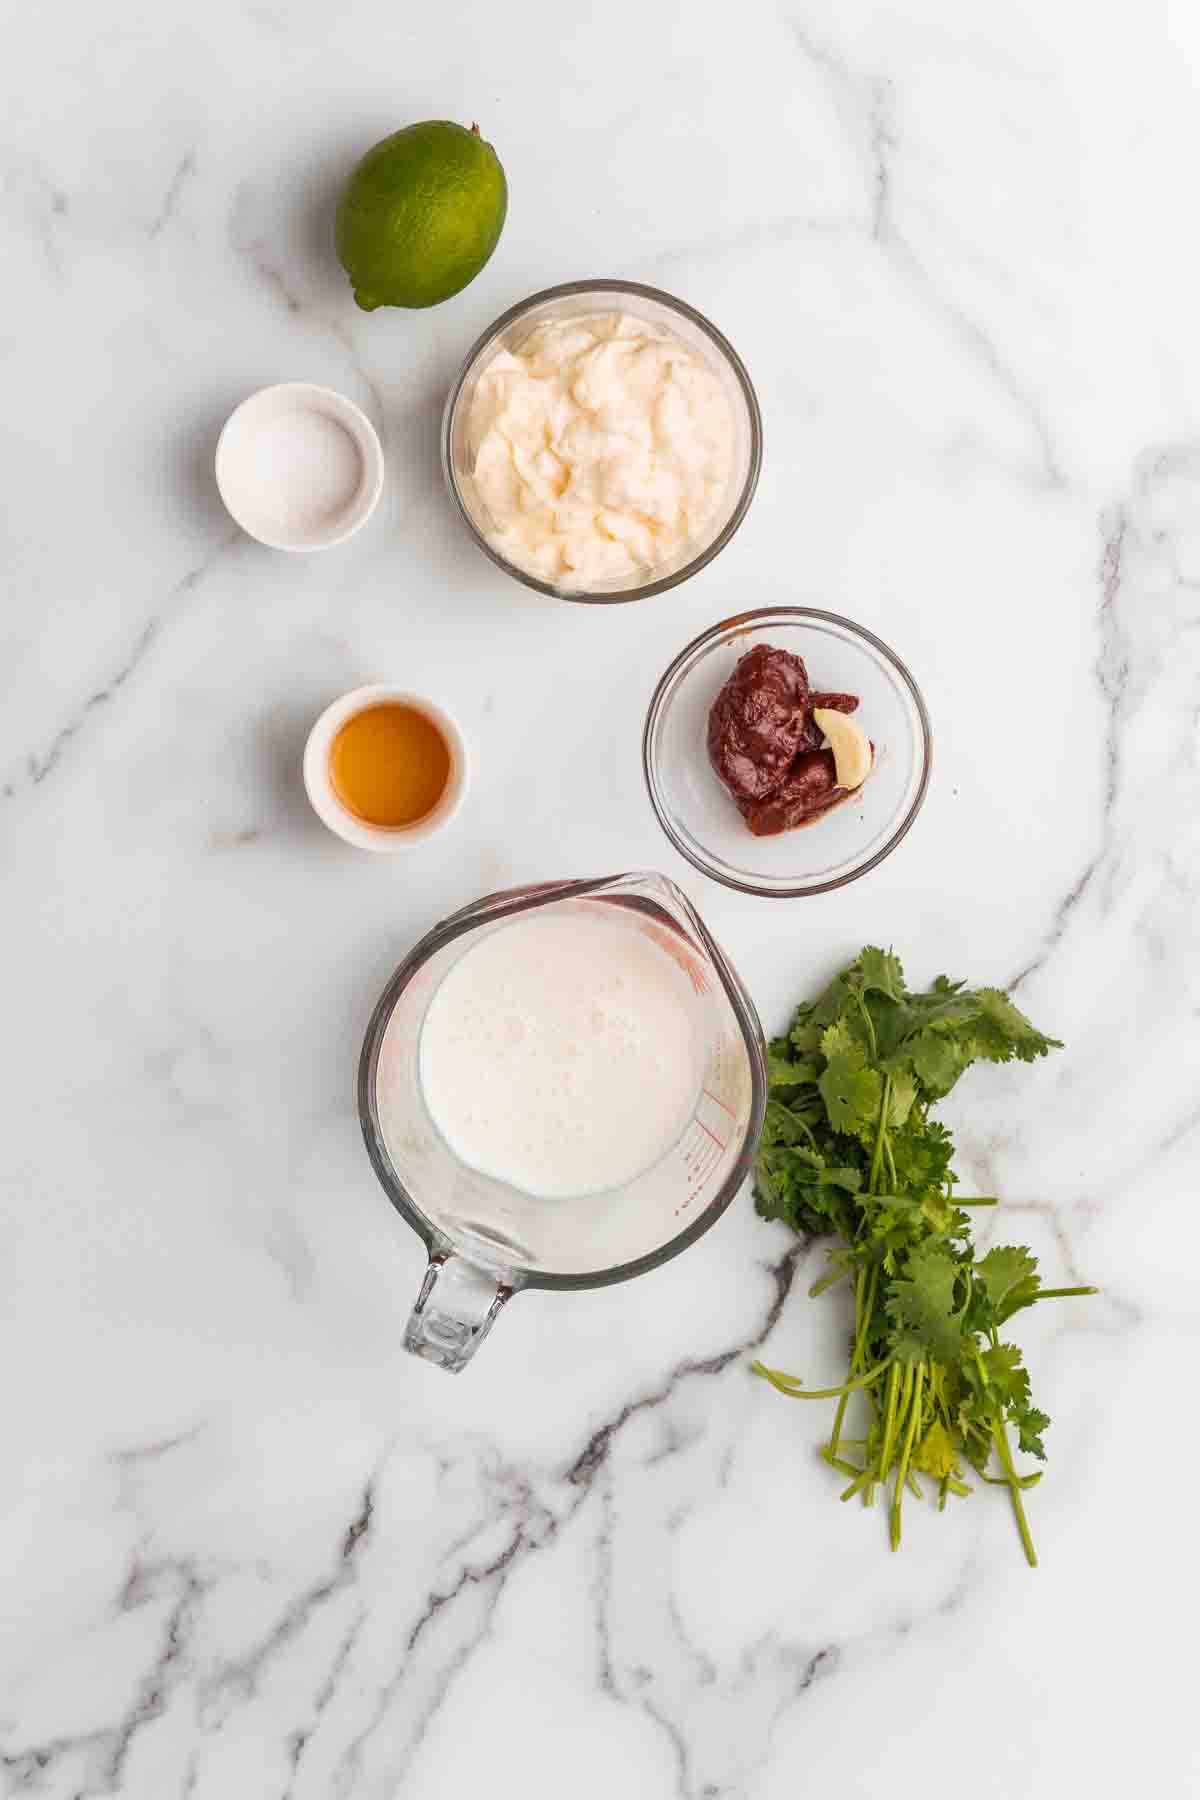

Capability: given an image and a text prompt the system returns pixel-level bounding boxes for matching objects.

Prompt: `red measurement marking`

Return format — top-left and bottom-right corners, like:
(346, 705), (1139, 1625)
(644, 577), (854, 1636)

(702, 1088), (736, 1120)
(643, 923), (713, 995)
(695, 1119), (727, 1152)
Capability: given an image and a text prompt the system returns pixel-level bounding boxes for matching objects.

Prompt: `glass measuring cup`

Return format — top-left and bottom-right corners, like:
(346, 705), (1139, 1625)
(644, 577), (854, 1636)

(358, 872), (767, 1371)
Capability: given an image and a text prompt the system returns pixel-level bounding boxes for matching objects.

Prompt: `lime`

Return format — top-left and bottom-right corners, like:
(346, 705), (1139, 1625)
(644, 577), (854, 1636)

(335, 120), (507, 312)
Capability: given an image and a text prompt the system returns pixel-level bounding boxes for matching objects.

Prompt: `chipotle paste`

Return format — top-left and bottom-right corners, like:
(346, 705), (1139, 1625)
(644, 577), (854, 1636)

(706, 643), (863, 836)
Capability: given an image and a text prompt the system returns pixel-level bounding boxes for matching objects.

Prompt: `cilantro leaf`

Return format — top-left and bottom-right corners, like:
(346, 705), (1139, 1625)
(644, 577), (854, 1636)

(818, 1047), (883, 1142)
(906, 1030), (973, 1097)
(979, 1344), (1052, 1460)
(888, 1116), (955, 1195)
(819, 1019), (858, 1060)
(811, 972), (855, 1026)
(889, 1330), (934, 1368)
(755, 1131), (864, 1235)
(919, 1192), (963, 1236)
(886, 1245), (966, 1364)
(767, 1048), (817, 1090)
(970, 989), (1064, 1065)
(974, 1246), (1042, 1323)
(854, 946), (907, 1002)
(913, 1419), (959, 1480)
(1014, 1405), (1051, 1461)
(982, 1340), (1026, 1390)
(790, 1013), (824, 1056)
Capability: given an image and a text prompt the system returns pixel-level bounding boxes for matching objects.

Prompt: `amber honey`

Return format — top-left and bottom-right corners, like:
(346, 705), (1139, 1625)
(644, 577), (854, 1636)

(330, 702), (451, 827)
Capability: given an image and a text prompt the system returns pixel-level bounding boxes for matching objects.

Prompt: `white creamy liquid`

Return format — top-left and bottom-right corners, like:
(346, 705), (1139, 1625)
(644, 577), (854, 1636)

(418, 911), (705, 1199)
(468, 311), (734, 589)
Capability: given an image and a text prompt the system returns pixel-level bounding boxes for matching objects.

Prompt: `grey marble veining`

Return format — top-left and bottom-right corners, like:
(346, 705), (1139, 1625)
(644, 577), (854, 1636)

(1, 2), (1197, 1796)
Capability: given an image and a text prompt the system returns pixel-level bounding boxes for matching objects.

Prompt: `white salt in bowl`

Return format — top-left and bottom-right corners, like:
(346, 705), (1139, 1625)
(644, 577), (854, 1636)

(215, 382), (384, 551)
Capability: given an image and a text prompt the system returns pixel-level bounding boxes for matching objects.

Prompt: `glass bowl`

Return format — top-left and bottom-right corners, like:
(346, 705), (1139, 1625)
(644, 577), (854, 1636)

(643, 608), (932, 897)
(442, 279), (762, 604)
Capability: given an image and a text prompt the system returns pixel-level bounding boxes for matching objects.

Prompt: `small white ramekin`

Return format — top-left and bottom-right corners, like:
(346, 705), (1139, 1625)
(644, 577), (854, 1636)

(302, 686), (469, 851)
(215, 382), (384, 551)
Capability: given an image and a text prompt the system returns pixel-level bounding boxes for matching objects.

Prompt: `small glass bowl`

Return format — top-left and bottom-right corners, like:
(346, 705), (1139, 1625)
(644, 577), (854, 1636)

(442, 279), (762, 604)
(643, 608), (932, 897)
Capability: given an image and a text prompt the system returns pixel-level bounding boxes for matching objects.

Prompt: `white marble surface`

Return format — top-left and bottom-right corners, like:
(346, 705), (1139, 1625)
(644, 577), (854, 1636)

(2, 1), (1198, 1794)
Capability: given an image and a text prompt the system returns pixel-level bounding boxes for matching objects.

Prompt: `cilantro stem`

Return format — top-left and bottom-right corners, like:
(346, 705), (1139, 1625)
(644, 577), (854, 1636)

(840, 1468), (873, 1502)
(894, 1362), (913, 1461)
(878, 1361), (901, 1480)
(992, 1418), (1038, 1568)
(855, 991), (879, 1062)
(820, 1446), (864, 1480)
(1029, 1286), (1100, 1301)
(957, 1197), (998, 1207)
(831, 1262), (878, 1456)
(890, 1362), (924, 1551)
(868, 1074), (893, 1195)
(751, 1360), (889, 1400)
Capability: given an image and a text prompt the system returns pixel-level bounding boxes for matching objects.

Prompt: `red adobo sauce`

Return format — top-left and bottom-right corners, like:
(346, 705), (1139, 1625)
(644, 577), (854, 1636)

(707, 643), (862, 836)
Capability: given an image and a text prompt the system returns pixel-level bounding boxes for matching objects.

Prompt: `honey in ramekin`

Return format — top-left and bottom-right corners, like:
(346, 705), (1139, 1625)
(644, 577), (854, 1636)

(330, 702), (451, 827)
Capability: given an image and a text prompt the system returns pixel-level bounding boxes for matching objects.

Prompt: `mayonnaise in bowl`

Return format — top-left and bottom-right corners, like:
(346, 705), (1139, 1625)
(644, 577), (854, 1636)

(445, 284), (761, 601)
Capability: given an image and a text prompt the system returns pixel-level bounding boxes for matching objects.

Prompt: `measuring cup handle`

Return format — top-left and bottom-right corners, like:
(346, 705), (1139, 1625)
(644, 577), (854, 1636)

(404, 1251), (513, 1373)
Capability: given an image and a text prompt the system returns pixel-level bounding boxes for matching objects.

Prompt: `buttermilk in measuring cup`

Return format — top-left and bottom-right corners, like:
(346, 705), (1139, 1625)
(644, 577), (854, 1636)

(416, 910), (705, 1198)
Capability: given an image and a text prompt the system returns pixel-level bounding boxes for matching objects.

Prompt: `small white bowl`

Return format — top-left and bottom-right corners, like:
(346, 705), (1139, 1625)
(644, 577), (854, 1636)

(303, 685), (469, 851)
(215, 382), (384, 551)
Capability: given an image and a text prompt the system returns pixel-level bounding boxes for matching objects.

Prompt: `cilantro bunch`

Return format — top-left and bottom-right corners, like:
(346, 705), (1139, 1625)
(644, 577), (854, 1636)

(753, 948), (1095, 1566)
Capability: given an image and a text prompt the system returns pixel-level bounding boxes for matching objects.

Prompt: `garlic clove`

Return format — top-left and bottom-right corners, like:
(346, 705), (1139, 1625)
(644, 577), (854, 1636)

(813, 708), (873, 790)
